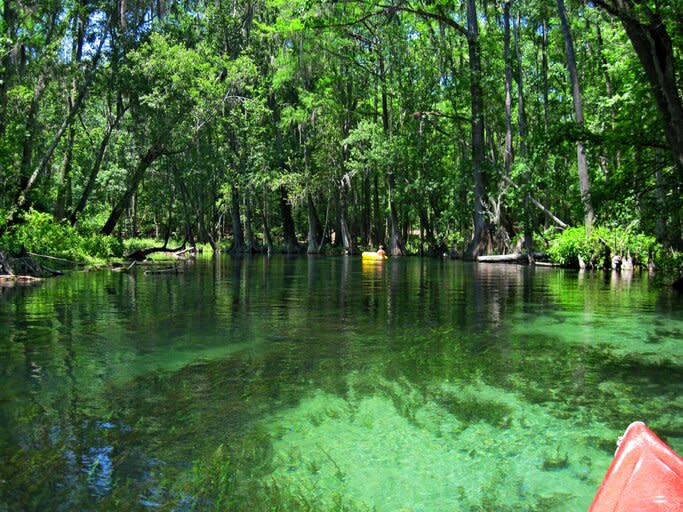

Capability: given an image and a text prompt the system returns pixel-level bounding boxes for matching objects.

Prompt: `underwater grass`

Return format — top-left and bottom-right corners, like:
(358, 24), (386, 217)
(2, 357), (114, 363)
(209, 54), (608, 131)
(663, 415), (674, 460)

(185, 371), (613, 512)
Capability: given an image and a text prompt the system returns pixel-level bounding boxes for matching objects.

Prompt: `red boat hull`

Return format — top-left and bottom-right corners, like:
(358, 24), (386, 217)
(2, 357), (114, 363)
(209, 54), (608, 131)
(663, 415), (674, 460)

(590, 421), (683, 511)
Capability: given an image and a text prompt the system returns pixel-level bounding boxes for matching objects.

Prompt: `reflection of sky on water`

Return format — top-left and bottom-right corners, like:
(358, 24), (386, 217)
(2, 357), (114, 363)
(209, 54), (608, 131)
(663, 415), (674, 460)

(82, 445), (113, 497)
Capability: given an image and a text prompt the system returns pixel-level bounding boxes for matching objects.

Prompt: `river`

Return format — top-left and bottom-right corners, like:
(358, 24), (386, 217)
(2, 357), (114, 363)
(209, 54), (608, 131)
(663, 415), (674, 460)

(1, 256), (681, 511)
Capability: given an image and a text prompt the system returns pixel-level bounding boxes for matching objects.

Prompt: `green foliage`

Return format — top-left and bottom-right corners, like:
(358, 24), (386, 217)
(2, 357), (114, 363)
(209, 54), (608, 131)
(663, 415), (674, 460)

(547, 225), (664, 268)
(0, 209), (123, 262)
(547, 227), (589, 266)
(0, 0), (681, 257)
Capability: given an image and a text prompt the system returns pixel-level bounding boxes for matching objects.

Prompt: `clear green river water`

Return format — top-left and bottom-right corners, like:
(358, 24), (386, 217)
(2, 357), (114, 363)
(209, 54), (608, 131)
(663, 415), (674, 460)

(1, 256), (682, 511)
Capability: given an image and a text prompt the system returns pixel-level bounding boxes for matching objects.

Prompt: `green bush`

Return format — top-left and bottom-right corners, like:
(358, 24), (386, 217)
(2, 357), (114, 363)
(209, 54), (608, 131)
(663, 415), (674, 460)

(547, 226), (593, 266)
(0, 209), (123, 262)
(547, 225), (664, 269)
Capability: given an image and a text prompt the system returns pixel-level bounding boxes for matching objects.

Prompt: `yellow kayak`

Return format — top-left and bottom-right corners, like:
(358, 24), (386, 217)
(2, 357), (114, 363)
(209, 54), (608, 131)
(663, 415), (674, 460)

(362, 251), (388, 261)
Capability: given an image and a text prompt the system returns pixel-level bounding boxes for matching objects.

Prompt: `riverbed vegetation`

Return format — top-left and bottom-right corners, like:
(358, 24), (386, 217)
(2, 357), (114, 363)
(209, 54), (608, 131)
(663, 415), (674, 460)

(0, 0), (681, 270)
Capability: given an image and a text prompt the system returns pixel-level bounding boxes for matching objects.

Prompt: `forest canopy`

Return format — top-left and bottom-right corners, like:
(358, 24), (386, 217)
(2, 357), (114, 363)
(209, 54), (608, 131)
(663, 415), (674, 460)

(1, 0), (681, 261)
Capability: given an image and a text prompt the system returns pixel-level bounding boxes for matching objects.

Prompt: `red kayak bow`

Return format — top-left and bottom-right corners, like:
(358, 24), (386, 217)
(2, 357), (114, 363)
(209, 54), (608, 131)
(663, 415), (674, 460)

(589, 421), (683, 511)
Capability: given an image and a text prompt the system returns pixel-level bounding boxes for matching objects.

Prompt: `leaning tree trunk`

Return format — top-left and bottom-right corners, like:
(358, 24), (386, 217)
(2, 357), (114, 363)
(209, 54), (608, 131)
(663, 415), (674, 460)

(597, 0), (683, 181)
(600, 0), (683, 247)
(69, 104), (124, 225)
(101, 147), (161, 235)
(557, 0), (594, 230)
(14, 20), (106, 222)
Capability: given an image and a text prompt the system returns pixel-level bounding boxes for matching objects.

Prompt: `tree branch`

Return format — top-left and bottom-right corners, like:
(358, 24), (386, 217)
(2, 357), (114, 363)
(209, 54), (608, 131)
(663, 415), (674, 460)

(380, 3), (471, 40)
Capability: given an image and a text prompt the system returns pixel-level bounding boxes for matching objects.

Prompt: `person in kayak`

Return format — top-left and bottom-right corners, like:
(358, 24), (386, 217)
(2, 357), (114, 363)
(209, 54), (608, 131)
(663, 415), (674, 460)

(376, 245), (386, 257)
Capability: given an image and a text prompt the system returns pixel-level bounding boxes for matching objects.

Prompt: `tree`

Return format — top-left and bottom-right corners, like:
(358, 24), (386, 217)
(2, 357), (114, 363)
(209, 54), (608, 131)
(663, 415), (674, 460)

(557, 0), (595, 229)
(592, 0), (683, 246)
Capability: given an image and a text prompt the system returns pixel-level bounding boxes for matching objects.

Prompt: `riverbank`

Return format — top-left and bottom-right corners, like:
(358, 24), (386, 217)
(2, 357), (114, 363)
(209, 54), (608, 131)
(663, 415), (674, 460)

(1, 210), (681, 287)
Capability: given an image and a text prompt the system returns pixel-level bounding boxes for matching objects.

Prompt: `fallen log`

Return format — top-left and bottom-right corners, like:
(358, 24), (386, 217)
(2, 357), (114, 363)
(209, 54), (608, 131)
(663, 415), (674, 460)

(126, 239), (187, 261)
(174, 247), (196, 257)
(534, 261), (562, 267)
(144, 266), (183, 275)
(112, 260), (137, 273)
(477, 253), (528, 263)
(0, 274), (42, 283)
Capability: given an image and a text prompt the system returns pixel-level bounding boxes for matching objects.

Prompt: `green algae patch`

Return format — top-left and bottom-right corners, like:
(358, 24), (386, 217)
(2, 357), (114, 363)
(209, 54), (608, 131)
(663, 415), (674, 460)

(254, 375), (613, 512)
(511, 310), (683, 367)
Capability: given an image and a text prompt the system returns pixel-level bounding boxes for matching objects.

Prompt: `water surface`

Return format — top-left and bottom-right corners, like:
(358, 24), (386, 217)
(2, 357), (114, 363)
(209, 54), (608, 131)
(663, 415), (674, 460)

(1, 257), (681, 511)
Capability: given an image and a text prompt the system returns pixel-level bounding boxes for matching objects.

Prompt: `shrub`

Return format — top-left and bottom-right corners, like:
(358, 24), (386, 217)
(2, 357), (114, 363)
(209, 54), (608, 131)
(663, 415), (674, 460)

(0, 209), (123, 262)
(547, 226), (593, 266)
(547, 225), (664, 269)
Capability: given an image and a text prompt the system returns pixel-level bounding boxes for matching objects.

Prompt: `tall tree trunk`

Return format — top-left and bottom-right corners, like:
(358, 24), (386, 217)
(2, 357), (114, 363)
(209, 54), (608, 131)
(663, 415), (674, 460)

(379, 51), (404, 256)
(177, 169), (196, 248)
(306, 194), (323, 254)
(55, 3), (86, 220)
(387, 173), (403, 255)
(0, 0), (15, 138)
(130, 192), (138, 238)
(417, 205), (436, 255)
(197, 206), (218, 254)
(514, 14), (528, 158)
(101, 147), (161, 235)
(514, 12), (534, 259)
(503, 0), (513, 176)
(230, 186), (244, 253)
(373, 174), (383, 245)
(244, 192), (257, 253)
(54, 123), (75, 220)
(339, 174), (355, 254)
(279, 187), (299, 253)
(654, 152), (666, 243)
(465, 0), (490, 259)
(268, 92), (298, 253)
(595, 22), (620, 173)
(541, 15), (549, 134)
(363, 174), (372, 246)
(261, 187), (273, 255)
(557, 0), (595, 229)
